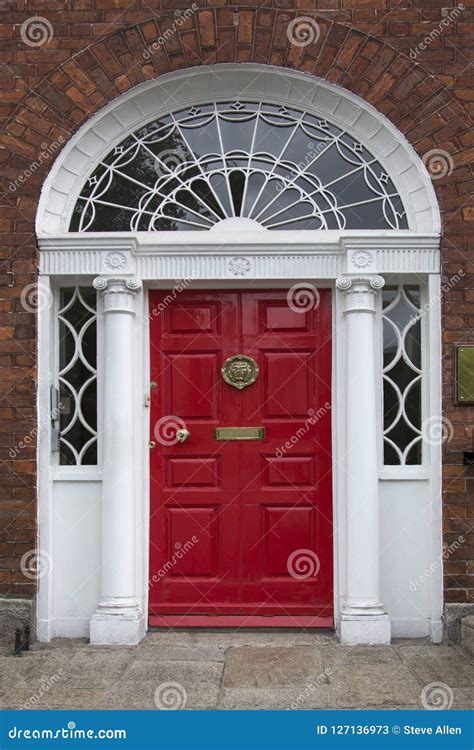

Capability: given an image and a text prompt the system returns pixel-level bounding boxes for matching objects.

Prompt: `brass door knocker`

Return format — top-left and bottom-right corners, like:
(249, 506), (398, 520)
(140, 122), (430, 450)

(221, 355), (259, 390)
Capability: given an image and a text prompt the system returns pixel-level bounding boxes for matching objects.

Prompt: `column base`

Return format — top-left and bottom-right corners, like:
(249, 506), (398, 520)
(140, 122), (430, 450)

(90, 605), (146, 646)
(338, 614), (391, 645)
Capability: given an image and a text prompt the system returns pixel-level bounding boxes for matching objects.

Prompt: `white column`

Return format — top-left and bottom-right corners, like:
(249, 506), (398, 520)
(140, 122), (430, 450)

(90, 276), (145, 645)
(336, 275), (391, 645)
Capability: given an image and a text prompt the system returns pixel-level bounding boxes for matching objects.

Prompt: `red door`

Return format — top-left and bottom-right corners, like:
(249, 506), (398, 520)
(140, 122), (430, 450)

(149, 289), (333, 627)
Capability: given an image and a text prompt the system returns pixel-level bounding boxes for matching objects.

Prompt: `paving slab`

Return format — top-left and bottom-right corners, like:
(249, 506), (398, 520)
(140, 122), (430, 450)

(134, 645), (226, 662)
(97, 660), (224, 710)
(144, 630), (334, 648)
(396, 644), (474, 688)
(0, 657), (38, 691)
(0, 634), (472, 711)
(451, 687), (473, 709)
(97, 671), (221, 711)
(122, 658), (223, 683)
(403, 656), (473, 688)
(1, 687), (106, 710)
(219, 686), (345, 710)
(61, 650), (133, 689)
(96, 684), (219, 710)
(328, 663), (423, 707)
(1, 687), (57, 710)
(395, 644), (471, 660)
(320, 645), (400, 670)
(224, 646), (324, 688)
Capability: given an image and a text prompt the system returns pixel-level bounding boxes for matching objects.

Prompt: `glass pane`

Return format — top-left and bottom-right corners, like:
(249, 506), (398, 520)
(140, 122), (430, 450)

(382, 285), (422, 466)
(70, 102), (408, 233)
(58, 287), (97, 466)
(383, 441), (400, 466)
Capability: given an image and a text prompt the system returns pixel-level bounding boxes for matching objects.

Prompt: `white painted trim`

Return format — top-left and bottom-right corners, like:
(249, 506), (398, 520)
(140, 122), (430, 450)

(51, 469), (103, 482)
(36, 65), (440, 236)
(333, 284), (344, 626)
(379, 469), (430, 481)
(38, 232), (440, 278)
(38, 617), (90, 639)
(37, 276), (54, 642)
(391, 618), (431, 639)
(141, 287), (151, 629)
(427, 274), (443, 643)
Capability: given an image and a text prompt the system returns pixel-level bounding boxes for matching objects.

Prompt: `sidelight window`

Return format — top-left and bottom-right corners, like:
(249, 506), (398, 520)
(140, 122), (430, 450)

(382, 284), (422, 465)
(57, 287), (98, 465)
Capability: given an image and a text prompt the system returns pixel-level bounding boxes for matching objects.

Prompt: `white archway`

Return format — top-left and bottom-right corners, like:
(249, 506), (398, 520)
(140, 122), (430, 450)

(37, 64), (440, 237)
(36, 65), (443, 646)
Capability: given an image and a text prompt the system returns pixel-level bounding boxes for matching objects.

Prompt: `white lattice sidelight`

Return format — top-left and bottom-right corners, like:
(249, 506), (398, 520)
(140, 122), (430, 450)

(382, 285), (422, 465)
(57, 287), (98, 465)
(70, 101), (408, 233)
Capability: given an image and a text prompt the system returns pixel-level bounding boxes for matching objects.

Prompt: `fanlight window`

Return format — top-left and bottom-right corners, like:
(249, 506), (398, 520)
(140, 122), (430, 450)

(70, 101), (408, 233)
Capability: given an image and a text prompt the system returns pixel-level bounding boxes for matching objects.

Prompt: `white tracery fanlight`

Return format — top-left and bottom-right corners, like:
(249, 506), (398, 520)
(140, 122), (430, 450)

(70, 101), (408, 233)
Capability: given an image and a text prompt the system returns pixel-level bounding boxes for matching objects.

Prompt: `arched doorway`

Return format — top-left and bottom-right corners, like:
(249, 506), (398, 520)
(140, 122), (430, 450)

(36, 65), (441, 645)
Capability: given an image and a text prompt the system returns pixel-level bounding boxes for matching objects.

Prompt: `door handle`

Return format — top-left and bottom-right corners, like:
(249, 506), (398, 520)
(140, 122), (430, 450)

(176, 428), (191, 443)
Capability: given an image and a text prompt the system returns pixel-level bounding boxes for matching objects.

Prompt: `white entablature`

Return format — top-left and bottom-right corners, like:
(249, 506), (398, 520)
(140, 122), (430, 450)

(38, 231), (440, 278)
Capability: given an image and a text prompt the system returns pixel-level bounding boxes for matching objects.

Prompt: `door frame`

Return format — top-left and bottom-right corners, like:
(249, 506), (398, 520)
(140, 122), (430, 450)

(36, 237), (442, 644)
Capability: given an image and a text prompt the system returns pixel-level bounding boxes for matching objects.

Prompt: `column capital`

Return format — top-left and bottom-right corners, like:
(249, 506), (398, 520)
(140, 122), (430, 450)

(336, 275), (385, 313)
(93, 276), (142, 314)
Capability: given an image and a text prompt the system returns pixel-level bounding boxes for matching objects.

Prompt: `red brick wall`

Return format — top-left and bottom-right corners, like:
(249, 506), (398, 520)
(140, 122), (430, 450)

(0, 1), (472, 607)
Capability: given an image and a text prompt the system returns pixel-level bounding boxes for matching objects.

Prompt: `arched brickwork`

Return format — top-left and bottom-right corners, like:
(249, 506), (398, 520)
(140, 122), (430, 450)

(0, 5), (472, 609)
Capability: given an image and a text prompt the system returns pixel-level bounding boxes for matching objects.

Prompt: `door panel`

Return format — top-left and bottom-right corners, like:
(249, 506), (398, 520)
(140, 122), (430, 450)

(149, 289), (333, 625)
